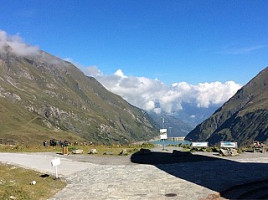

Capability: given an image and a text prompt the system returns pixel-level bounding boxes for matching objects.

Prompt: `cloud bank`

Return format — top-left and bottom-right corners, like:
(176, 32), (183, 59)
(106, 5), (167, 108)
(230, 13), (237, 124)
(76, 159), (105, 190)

(85, 67), (242, 114)
(0, 30), (39, 56)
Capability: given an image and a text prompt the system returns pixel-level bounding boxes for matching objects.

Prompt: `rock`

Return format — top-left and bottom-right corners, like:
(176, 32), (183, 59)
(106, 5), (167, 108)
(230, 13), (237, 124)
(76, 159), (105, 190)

(72, 149), (83, 154)
(103, 151), (113, 155)
(9, 196), (16, 200)
(220, 148), (239, 156)
(119, 149), (128, 155)
(88, 149), (98, 154)
(230, 148), (239, 156)
(30, 180), (36, 185)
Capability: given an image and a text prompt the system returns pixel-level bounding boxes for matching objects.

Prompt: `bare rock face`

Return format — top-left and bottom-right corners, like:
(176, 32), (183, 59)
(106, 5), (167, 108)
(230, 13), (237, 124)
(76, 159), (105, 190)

(186, 67), (268, 146)
(0, 49), (158, 144)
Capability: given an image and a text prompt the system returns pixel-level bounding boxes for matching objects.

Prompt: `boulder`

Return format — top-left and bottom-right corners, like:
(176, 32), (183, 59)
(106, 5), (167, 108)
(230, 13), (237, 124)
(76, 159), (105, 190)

(103, 151), (113, 155)
(119, 149), (128, 155)
(220, 148), (239, 156)
(72, 149), (83, 154)
(88, 149), (98, 154)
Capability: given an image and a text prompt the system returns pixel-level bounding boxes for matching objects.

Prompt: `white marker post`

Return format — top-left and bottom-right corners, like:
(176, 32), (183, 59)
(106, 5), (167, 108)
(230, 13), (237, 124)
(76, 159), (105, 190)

(51, 158), (61, 179)
(160, 129), (167, 150)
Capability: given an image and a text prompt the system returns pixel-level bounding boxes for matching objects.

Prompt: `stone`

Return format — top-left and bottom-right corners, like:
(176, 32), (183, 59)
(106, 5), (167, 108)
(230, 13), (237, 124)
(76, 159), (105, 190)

(230, 148), (238, 156)
(72, 149), (83, 154)
(30, 180), (36, 185)
(220, 148), (239, 156)
(103, 151), (113, 155)
(119, 149), (128, 155)
(88, 149), (98, 154)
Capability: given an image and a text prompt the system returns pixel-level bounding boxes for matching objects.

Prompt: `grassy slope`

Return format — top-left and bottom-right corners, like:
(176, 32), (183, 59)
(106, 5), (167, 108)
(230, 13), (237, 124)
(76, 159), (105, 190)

(0, 52), (158, 144)
(0, 97), (84, 144)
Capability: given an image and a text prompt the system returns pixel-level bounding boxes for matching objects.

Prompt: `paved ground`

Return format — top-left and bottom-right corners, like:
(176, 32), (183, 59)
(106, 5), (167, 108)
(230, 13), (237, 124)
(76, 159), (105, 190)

(0, 147), (268, 200)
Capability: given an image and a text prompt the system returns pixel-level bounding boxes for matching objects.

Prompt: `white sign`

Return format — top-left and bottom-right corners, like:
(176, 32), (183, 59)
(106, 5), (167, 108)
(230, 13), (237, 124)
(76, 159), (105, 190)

(51, 158), (61, 167)
(160, 129), (167, 140)
(191, 142), (208, 148)
(51, 158), (61, 179)
(220, 141), (237, 148)
(160, 129), (167, 133)
(160, 134), (167, 140)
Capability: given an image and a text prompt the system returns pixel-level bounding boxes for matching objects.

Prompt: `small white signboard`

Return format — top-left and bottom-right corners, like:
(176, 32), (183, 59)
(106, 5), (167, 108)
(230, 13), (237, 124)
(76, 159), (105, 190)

(51, 158), (61, 167)
(160, 129), (167, 140)
(51, 158), (60, 179)
(160, 134), (167, 140)
(191, 142), (208, 148)
(160, 129), (167, 133)
(220, 141), (237, 148)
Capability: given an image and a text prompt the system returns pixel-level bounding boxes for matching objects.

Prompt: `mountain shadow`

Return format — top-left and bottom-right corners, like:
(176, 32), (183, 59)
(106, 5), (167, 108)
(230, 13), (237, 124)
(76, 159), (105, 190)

(131, 150), (268, 199)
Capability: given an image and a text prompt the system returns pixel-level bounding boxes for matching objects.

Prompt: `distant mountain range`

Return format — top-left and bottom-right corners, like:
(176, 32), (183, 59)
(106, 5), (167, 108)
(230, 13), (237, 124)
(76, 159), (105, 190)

(148, 112), (194, 137)
(186, 67), (268, 146)
(0, 49), (158, 144)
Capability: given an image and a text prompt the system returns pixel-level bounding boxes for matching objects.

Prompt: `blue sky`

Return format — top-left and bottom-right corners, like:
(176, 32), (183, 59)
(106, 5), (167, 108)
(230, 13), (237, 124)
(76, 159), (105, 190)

(1, 0), (268, 85)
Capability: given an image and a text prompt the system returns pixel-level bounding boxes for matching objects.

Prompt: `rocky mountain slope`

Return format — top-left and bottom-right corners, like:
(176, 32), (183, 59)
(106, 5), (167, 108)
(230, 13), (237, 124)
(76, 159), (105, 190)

(185, 67), (268, 146)
(0, 49), (158, 144)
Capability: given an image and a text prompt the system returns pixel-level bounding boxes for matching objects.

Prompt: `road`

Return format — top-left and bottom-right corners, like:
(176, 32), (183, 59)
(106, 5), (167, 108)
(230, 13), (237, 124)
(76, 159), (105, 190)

(0, 147), (267, 200)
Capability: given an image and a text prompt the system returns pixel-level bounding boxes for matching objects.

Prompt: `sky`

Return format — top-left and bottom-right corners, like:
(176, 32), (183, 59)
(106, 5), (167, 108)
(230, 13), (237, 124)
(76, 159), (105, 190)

(0, 0), (268, 114)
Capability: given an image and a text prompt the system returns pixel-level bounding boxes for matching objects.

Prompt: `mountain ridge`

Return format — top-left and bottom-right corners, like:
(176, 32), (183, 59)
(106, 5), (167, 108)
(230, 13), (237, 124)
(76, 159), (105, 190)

(185, 67), (268, 146)
(0, 49), (158, 144)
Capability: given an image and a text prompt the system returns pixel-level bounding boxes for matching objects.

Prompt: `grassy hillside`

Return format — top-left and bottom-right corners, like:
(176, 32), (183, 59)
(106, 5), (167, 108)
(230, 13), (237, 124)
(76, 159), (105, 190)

(0, 50), (158, 144)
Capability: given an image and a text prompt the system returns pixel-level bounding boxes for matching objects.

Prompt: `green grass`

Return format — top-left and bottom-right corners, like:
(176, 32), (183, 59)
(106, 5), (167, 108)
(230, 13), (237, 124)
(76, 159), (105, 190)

(0, 143), (155, 156)
(0, 163), (66, 200)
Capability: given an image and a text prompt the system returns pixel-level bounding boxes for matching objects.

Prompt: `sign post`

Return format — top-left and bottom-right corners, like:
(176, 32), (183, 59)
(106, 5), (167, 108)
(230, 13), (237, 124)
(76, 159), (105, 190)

(51, 158), (61, 179)
(160, 129), (167, 150)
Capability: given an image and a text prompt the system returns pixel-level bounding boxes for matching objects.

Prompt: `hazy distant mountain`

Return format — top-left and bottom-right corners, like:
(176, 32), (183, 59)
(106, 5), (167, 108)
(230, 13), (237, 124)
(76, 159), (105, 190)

(148, 112), (194, 137)
(0, 49), (158, 144)
(186, 67), (268, 146)
(173, 103), (218, 127)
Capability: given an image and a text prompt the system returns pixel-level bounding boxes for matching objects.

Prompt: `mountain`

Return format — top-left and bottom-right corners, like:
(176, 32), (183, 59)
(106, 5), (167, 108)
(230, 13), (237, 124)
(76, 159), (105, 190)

(148, 112), (194, 137)
(173, 103), (219, 127)
(0, 49), (158, 144)
(185, 67), (268, 146)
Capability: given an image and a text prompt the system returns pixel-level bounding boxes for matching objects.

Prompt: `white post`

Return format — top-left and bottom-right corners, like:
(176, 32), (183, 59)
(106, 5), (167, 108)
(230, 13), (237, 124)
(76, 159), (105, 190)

(51, 158), (60, 180)
(55, 165), (58, 179)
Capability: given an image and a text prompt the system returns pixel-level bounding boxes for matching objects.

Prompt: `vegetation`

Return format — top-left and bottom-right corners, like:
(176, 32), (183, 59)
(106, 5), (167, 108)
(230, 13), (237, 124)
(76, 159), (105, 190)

(0, 143), (155, 156)
(0, 163), (66, 200)
(0, 51), (158, 145)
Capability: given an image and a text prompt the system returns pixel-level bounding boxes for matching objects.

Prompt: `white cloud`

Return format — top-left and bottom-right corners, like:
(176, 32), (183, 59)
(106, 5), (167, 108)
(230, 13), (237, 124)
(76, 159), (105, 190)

(84, 66), (242, 113)
(219, 44), (268, 55)
(0, 30), (39, 56)
(84, 65), (103, 76)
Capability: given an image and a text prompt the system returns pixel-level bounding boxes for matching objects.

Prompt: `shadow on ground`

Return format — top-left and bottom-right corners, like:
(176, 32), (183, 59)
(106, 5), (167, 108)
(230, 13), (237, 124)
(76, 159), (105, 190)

(131, 151), (268, 199)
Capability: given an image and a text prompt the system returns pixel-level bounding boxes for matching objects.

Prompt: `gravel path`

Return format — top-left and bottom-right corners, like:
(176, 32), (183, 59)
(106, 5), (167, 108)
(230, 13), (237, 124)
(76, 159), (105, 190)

(0, 148), (267, 200)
